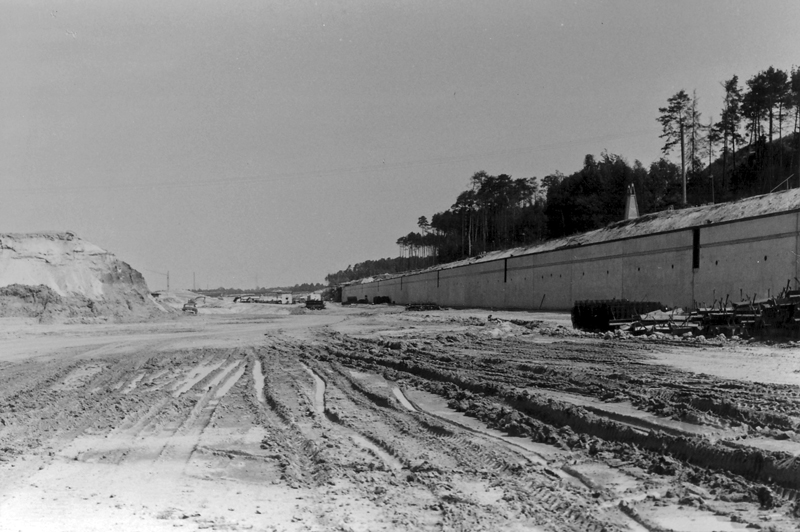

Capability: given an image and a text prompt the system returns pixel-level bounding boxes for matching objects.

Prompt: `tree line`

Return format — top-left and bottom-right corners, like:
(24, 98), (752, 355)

(324, 257), (433, 286)
(658, 66), (800, 204)
(195, 282), (326, 297)
(326, 64), (800, 284)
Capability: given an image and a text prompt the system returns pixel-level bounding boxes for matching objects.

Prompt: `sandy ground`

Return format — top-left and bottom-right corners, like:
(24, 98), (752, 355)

(1, 303), (799, 531)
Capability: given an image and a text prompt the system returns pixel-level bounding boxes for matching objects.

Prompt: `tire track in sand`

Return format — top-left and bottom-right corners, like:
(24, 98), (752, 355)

(302, 362), (404, 471)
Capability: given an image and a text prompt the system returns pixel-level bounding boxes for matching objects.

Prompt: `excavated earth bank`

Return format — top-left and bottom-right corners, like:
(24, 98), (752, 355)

(0, 305), (798, 531)
(0, 232), (164, 322)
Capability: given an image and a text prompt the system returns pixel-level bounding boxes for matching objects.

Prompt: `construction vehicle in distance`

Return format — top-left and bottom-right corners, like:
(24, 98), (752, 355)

(305, 293), (325, 310)
(182, 299), (198, 315)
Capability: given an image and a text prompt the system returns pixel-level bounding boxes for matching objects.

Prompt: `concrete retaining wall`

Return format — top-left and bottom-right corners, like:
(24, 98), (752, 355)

(343, 211), (800, 310)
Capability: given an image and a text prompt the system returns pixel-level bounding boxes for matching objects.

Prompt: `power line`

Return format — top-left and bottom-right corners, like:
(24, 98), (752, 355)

(5, 128), (659, 194)
(144, 269), (169, 291)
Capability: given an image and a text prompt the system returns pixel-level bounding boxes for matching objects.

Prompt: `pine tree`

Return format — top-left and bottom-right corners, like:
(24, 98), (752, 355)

(657, 90), (691, 204)
(715, 76), (743, 193)
(686, 90), (704, 175)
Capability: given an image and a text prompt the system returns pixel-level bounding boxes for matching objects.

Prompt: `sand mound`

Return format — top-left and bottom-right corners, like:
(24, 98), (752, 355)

(153, 289), (200, 310)
(0, 231), (166, 322)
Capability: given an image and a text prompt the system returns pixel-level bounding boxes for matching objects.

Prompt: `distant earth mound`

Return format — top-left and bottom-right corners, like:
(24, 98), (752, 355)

(0, 231), (166, 322)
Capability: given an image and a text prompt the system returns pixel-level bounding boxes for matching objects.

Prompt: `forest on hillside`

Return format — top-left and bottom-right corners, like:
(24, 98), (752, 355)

(326, 65), (800, 285)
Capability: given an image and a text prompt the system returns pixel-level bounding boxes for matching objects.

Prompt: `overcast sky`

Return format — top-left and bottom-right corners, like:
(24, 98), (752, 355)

(2, 1), (799, 290)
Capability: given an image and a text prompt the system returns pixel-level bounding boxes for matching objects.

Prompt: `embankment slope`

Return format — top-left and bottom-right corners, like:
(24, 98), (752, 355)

(0, 231), (164, 322)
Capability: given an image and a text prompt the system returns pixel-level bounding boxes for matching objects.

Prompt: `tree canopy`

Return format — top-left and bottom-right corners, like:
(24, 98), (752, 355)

(326, 62), (800, 285)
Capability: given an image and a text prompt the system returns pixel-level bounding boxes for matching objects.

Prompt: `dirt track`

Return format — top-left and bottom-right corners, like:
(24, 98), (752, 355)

(1, 305), (799, 531)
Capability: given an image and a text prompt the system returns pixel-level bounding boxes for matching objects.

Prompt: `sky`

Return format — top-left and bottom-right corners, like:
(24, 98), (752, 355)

(2, 1), (799, 291)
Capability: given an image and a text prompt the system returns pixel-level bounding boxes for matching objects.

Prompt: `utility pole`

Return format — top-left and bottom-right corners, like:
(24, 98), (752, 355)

(193, 272), (196, 291)
(144, 269), (169, 292)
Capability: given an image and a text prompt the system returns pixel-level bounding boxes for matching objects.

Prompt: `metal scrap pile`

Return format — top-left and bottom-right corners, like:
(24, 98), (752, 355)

(573, 283), (800, 338)
(405, 303), (442, 311)
(571, 300), (662, 331)
(693, 287), (800, 337)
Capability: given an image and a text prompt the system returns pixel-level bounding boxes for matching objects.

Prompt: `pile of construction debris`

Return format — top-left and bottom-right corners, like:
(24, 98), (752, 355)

(573, 284), (800, 339)
(571, 300), (662, 331)
(405, 303), (441, 311)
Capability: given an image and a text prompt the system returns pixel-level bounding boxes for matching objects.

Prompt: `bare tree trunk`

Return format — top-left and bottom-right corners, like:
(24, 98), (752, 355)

(709, 134), (715, 204)
(794, 109), (800, 189)
(467, 212), (472, 257)
(461, 212), (466, 257)
(722, 134), (728, 194)
(732, 135), (737, 195)
(482, 211), (487, 253)
(680, 119), (686, 204)
(779, 103), (785, 189)
(769, 107), (774, 145)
